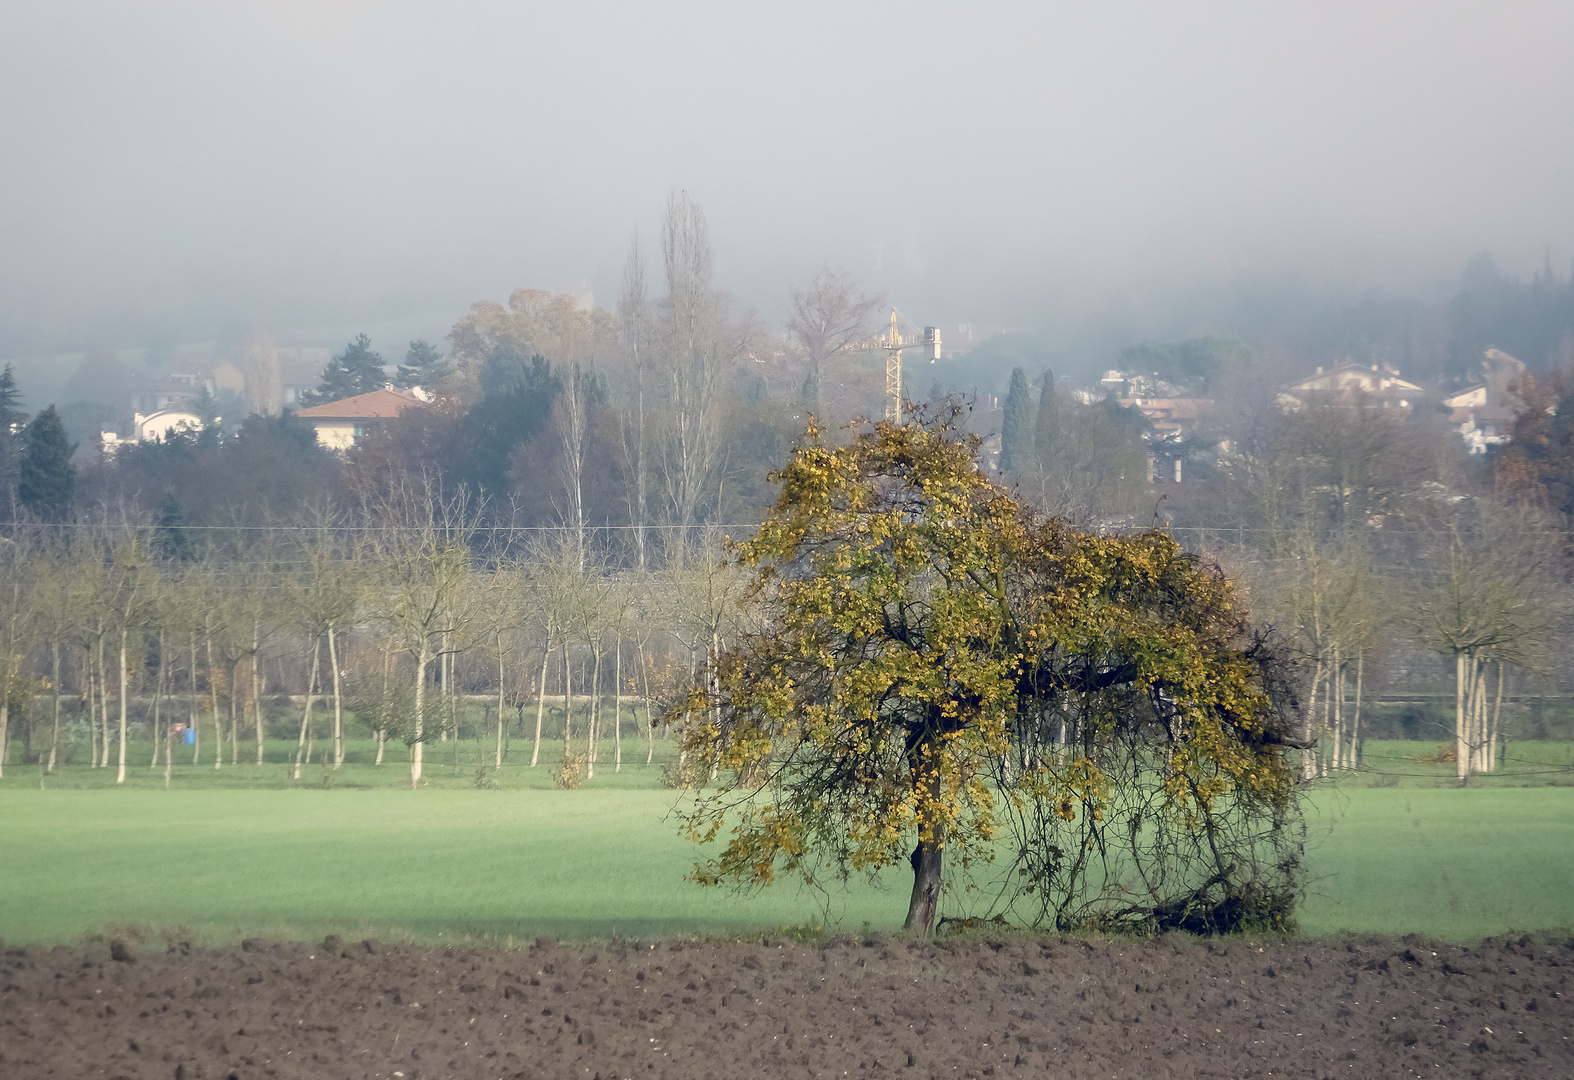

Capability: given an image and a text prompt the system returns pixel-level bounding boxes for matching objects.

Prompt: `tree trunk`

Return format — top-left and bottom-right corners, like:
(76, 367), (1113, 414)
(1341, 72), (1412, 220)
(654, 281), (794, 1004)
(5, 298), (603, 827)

(1302, 658), (1321, 780)
(97, 637), (109, 767)
(164, 713), (173, 790)
(150, 628), (167, 768)
(225, 660), (238, 770)
(252, 617), (264, 766)
(532, 640), (550, 767)
(1455, 653), (1469, 782)
(903, 833), (945, 934)
(562, 644), (573, 757)
(1489, 662), (1506, 772)
(328, 623), (344, 769)
(116, 631), (129, 784)
(295, 635), (320, 781)
(614, 635), (623, 773)
(189, 632), (200, 766)
(640, 642), (654, 765)
(1351, 651), (1364, 770)
(205, 632), (219, 770)
(411, 638), (429, 789)
(496, 632), (506, 769)
(587, 645), (601, 780)
(48, 640), (61, 773)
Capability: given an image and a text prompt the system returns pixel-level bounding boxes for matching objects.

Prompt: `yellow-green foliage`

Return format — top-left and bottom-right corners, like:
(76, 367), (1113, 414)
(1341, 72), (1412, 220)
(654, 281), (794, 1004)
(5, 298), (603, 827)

(677, 410), (1304, 932)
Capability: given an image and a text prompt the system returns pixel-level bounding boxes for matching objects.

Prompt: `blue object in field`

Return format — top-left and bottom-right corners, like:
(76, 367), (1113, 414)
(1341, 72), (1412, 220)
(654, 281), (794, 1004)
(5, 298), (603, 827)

(182, 727), (195, 745)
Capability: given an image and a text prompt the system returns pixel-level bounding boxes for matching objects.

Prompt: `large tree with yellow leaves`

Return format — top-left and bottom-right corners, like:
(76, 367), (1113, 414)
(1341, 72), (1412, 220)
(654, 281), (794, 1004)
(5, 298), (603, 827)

(676, 408), (1306, 933)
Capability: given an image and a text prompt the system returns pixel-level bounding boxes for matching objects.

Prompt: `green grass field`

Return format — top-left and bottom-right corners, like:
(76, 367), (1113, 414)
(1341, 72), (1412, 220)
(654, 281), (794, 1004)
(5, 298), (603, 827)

(1, 736), (1571, 946)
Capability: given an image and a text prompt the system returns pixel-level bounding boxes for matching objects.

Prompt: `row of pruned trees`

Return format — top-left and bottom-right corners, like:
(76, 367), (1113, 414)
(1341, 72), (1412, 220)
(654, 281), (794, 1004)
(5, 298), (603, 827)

(0, 488), (753, 790)
(1242, 500), (1565, 781)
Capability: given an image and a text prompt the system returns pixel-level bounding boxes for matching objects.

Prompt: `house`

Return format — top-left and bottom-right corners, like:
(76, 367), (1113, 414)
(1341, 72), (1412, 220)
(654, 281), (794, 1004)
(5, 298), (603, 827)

(294, 387), (427, 450)
(100, 408), (207, 453)
(1278, 362), (1423, 412)
(1442, 349), (1527, 454)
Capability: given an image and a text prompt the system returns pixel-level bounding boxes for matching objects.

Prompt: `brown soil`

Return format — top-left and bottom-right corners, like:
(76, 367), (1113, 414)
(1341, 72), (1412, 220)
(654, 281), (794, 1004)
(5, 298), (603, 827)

(1, 932), (1569, 1079)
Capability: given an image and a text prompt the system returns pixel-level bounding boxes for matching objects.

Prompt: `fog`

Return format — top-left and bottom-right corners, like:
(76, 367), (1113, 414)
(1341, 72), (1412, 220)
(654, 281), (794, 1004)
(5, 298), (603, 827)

(2, 1), (1572, 357)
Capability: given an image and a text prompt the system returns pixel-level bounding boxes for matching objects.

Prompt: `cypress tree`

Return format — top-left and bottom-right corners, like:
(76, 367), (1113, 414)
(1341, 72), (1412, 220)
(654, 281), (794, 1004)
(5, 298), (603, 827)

(999, 366), (1033, 473)
(18, 405), (75, 522)
(1034, 368), (1060, 470)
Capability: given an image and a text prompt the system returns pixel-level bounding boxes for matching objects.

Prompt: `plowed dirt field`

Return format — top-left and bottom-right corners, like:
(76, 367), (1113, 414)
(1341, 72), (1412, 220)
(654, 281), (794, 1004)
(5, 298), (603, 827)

(1, 933), (1569, 1079)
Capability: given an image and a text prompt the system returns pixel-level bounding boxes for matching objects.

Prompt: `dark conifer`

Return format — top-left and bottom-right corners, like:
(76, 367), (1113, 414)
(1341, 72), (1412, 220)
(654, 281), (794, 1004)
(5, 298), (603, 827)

(999, 366), (1033, 473)
(18, 405), (75, 522)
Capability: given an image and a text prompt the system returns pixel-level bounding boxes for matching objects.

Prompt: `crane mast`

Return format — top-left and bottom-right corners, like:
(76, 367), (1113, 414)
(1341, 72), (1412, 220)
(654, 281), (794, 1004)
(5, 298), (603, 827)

(869, 308), (941, 423)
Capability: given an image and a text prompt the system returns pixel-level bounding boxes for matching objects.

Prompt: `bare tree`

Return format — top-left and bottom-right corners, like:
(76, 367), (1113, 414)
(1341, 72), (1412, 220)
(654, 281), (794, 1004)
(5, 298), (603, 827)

(659, 191), (724, 530)
(240, 329), (284, 417)
(787, 268), (882, 411)
(618, 230), (651, 568)
(367, 479), (483, 789)
(1412, 505), (1561, 780)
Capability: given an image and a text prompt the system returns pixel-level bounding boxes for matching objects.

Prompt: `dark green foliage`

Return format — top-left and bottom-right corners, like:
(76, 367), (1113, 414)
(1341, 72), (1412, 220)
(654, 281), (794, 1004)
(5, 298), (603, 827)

(459, 346), (561, 496)
(999, 366), (1033, 473)
(1448, 252), (1574, 374)
(19, 405), (75, 522)
(154, 489), (196, 562)
(302, 334), (385, 406)
(1033, 368), (1059, 470)
(395, 340), (448, 390)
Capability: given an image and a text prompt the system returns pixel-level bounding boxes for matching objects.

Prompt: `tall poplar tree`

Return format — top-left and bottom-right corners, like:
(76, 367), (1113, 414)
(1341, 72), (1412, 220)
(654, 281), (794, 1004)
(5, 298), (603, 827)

(999, 366), (1033, 473)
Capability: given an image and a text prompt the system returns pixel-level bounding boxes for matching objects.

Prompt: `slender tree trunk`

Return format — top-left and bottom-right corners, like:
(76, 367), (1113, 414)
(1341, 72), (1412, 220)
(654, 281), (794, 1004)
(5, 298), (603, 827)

(164, 714), (173, 790)
(151, 628), (167, 768)
(1489, 662), (1506, 772)
(115, 631), (129, 785)
(97, 637), (109, 767)
(328, 623), (344, 769)
(411, 638), (429, 789)
(48, 640), (61, 773)
(1351, 651), (1364, 770)
(205, 633), (220, 771)
(587, 644), (601, 780)
(562, 644), (573, 758)
(1455, 653), (1469, 782)
(531, 639), (550, 767)
(252, 617), (264, 766)
(496, 633), (506, 769)
(189, 632), (201, 766)
(376, 642), (391, 766)
(614, 635), (623, 773)
(225, 660), (238, 771)
(640, 642), (654, 765)
(295, 635), (320, 781)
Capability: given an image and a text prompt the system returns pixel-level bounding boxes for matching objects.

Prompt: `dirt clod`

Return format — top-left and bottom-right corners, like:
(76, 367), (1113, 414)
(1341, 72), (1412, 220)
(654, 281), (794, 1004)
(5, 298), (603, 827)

(108, 939), (135, 964)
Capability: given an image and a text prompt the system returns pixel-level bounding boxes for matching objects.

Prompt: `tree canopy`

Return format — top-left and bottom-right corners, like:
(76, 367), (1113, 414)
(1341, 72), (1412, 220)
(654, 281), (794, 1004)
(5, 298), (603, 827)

(677, 409), (1305, 934)
(302, 334), (386, 406)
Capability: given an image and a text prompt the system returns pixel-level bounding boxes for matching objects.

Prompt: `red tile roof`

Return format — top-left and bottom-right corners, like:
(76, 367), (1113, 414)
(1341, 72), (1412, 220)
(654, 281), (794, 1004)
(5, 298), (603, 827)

(295, 388), (425, 420)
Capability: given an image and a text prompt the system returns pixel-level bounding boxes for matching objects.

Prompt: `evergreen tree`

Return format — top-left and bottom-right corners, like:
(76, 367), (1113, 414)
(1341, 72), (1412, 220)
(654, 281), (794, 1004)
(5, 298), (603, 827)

(0, 364), (22, 519)
(395, 340), (448, 390)
(1034, 368), (1060, 470)
(18, 405), (75, 522)
(999, 366), (1033, 473)
(300, 334), (385, 406)
(154, 489), (196, 562)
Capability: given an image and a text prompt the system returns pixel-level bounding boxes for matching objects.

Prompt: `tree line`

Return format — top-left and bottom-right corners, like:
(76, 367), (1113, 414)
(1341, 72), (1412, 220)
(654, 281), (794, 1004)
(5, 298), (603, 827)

(0, 487), (756, 792)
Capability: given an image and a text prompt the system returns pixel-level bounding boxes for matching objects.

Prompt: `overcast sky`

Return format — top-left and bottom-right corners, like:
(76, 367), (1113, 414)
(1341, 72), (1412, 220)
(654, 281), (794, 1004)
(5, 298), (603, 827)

(2, 1), (1571, 355)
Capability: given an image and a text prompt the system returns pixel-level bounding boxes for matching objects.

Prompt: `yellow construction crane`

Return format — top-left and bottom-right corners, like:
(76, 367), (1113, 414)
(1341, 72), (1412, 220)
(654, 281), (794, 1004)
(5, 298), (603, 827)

(863, 308), (941, 423)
